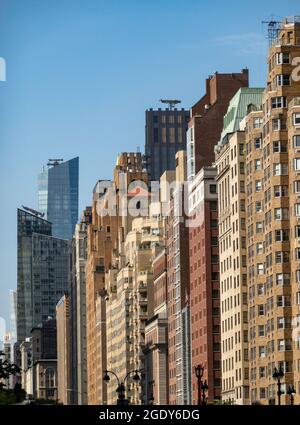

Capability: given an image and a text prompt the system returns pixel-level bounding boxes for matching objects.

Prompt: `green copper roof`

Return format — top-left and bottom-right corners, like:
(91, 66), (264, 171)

(219, 87), (264, 144)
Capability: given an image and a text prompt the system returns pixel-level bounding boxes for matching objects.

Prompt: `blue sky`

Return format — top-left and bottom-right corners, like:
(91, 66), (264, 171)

(0, 0), (298, 326)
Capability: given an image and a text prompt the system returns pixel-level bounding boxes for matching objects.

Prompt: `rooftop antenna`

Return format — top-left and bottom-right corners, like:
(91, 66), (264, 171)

(159, 99), (181, 110)
(47, 158), (64, 167)
(262, 20), (281, 46)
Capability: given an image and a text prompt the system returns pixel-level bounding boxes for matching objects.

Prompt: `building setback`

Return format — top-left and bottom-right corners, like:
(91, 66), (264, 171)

(145, 107), (190, 181)
(189, 166), (221, 403)
(17, 209), (71, 343)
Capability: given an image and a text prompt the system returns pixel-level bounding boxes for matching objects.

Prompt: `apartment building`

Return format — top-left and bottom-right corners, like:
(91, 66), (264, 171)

(166, 151), (191, 405)
(144, 248), (169, 405)
(56, 294), (71, 405)
(188, 166), (221, 403)
(106, 215), (165, 404)
(215, 88), (263, 404)
(71, 207), (92, 405)
(245, 17), (300, 405)
(86, 153), (148, 404)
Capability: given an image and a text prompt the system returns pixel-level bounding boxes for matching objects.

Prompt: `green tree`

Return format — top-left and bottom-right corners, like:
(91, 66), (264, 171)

(0, 351), (24, 404)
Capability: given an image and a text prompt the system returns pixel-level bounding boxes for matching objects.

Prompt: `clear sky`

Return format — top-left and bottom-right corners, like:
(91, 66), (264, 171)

(0, 0), (298, 327)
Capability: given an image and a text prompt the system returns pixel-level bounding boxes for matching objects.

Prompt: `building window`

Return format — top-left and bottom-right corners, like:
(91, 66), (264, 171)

(273, 140), (287, 153)
(253, 117), (263, 128)
(45, 368), (55, 388)
(275, 229), (289, 242)
(276, 273), (290, 285)
(294, 135), (300, 147)
(256, 222), (263, 233)
(274, 208), (289, 220)
(210, 184), (217, 194)
(255, 159), (261, 170)
(274, 185), (288, 197)
(211, 236), (218, 246)
(257, 263), (264, 275)
(275, 251), (289, 263)
(276, 74), (290, 86)
(255, 138), (262, 149)
(256, 242), (263, 254)
(296, 248), (300, 261)
(210, 201), (217, 211)
(276, 52), (290, 64)
(259, 346), (266, 358)
(295, 204), (300, 217)
(212, 272), (219, 281)
(271, 97), (286, 109)
(255, 201), (262, 212)
(294, 158), (300, 170)
(294, 113), (300, 126)
(255, 180), (262, 192)
(295, 226), (300, 238)
(211, 219), (218, 228)
(273, 163), (288, 175)
(277, 317), (285, 329)
(211, 255), (219, 264)
(295, 181), (300, 193)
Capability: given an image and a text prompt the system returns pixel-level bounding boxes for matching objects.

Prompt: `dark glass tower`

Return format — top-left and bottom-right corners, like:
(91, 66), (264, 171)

(38, 157), (79, 240)
(145, 108), (189, 181)
(17, 209), (71, 342)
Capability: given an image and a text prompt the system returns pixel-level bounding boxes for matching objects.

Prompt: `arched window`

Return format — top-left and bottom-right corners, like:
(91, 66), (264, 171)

(45, 368), (55, 388)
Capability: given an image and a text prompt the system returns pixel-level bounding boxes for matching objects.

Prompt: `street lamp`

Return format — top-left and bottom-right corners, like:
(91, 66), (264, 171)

(104, 369), (142, 405)
(195, 364), (204, 406)
(272, 366), (284, 405)
(287, 385), (296, 406)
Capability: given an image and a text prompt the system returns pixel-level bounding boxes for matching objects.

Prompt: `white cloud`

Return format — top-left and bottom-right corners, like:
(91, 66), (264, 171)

(213, 33), (267, 55)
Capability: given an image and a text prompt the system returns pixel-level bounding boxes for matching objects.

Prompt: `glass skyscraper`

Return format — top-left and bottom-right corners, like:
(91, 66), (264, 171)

(17, 208), (71, 342)
(38, 157), (79, 240)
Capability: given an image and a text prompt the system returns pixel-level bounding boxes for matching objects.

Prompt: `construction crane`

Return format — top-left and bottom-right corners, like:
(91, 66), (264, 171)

(159, 99), (181, 110)
(262, 20), (281, 46)
(47, 158), (64, 167)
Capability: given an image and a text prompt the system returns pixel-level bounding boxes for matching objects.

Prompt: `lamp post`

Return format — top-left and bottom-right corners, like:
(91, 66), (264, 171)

(195, 364), (204, 406)
(104, 369), (142, 405)
(272, 366), (284, 405)
(287, 385), (296, 406)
